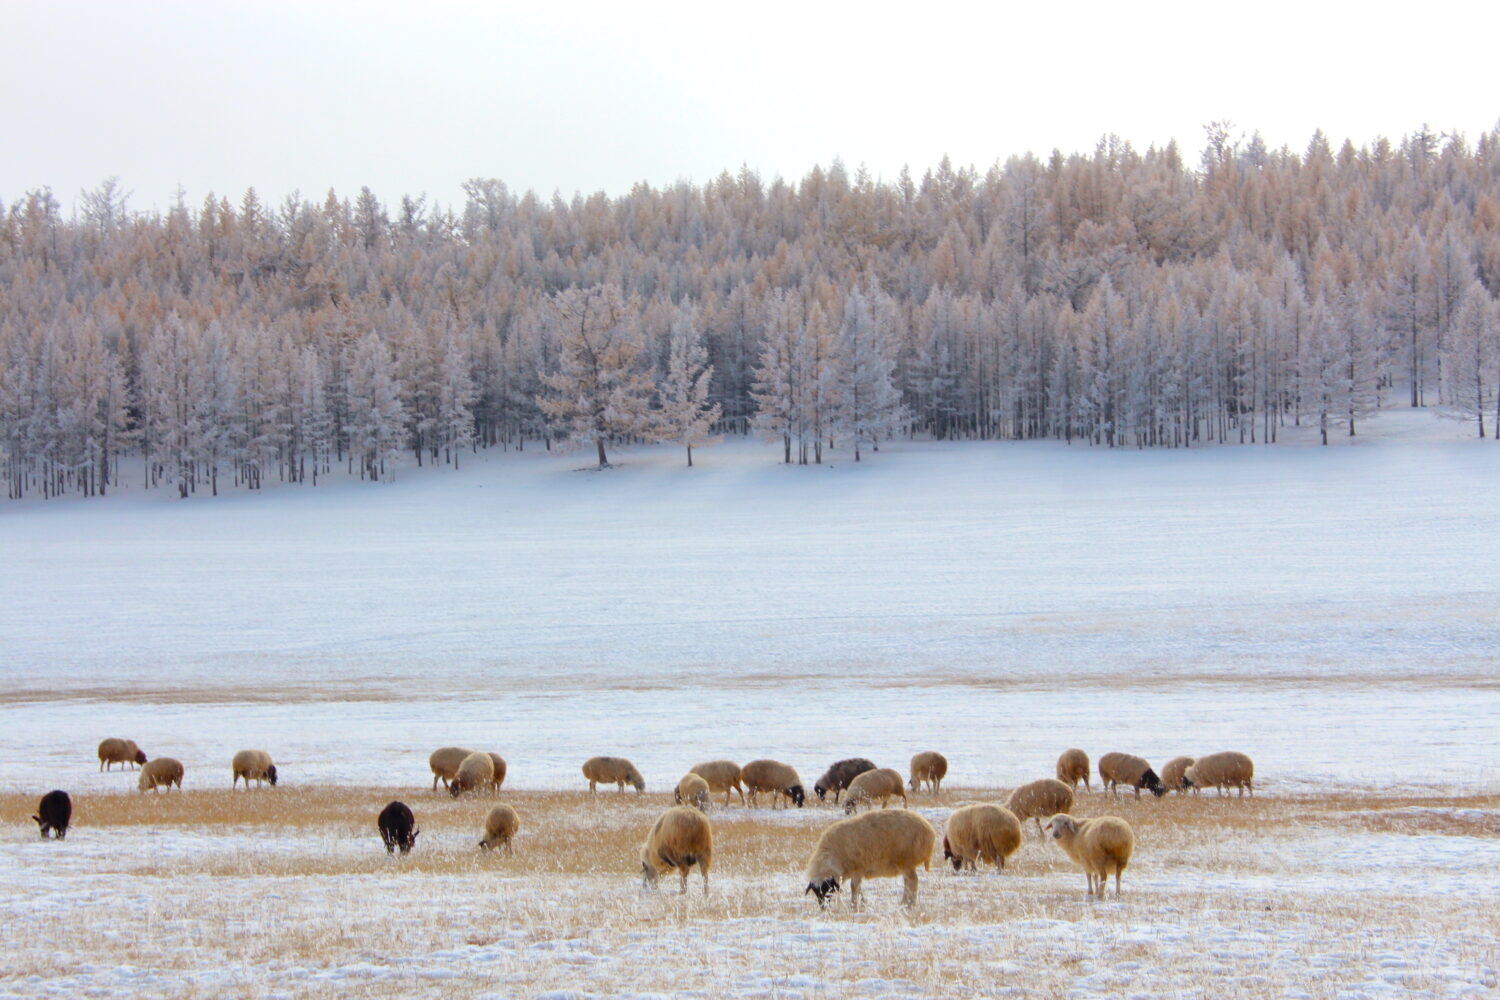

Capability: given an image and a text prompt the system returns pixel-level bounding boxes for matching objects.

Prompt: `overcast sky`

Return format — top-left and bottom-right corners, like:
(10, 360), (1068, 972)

(4, 0), (1496, 215)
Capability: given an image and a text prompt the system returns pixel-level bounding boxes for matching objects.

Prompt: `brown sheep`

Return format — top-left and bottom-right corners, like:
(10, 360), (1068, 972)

(1056, 748), (1090, 792)
(943, 803), (1022, 872)
(485, 752), (508, 793)
(689, 760), (746, 806)
(1184, 752), (1254, 797)
(804, 809), (936, 910)
(429, 746), (473, 792)
(583, 756), (645, 794)
(640, 806), (713, 895)
(1161, 756), (1196, 794)
(231, 749), (278, 789)
(843, 768), (908, 814)
(138, 757), (184, 793)
(675, 773), (711, 812)
(741, 759), (805, 808)
(1098, 752), (1165, 798)
(479, 804), (520, 854)
(1005, 778), (1075, 834)
(98, 738), (147, 772)
(1044, 813), (1135, 898)
(908, 751), (948, 795)
(449, 751), (495, 798)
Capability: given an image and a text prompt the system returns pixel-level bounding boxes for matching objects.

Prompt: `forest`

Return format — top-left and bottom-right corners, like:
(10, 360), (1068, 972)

(2, 123), (1498, 499)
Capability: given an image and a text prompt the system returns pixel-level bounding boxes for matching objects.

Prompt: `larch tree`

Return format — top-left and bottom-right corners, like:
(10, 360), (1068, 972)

(656, 300), (721, 467)
(345, 331), (407, 481)
(750, 289), (804, 464)
(1441, 281), (1499, 437)
(836, 286), (904, 460)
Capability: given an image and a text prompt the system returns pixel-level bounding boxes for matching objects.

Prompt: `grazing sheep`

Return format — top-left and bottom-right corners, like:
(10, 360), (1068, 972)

(1056, 748), (1090, 792)
(583, 756), (645, 794)
(804, 809), (937, 910)
(942, 803), (1022, 872)
(689, 760), (746, 806)
(97, 738), (147, 772)
(378, 800), (419, 854)
(1161, 756), (1196, 794)
(450, 751), (496, 798)
(1098, 752), (1165, 798)
(1044, 813), (1134, 898)
(33, 790), (72, 840)
(814, 758), (876, 803)
(137, 757), (184, 793)
(675, 773), (712, 812)
(231, 749), (278, 789)
(843, 768), (908, 814)
(486, 753), (508, 793)
(640, 805), (713, 895)
(1005, 778), (1075, 834)
(742, 759), (805, 808)
(1184, 751), (1255, 797)
(478, 804), (520, 855)
(429, 746), (473, 792)
(909, 751), (948, 795)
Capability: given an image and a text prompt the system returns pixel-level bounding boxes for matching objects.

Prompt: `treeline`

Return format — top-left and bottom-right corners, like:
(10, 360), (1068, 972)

(3, 123), (1499, 499)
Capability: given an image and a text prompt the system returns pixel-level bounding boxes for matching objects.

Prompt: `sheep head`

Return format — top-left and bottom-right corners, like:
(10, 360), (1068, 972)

(814, 783), (828, 801)
(805, 877), (840, 907)
(265, 765), (278, 787)
(1142, 770), (1166, 797)
(1044, 815), (1076, 842)
(943, 836), (961, 870)
(787, 784), (805, 808)
(135, 750), (148, 764)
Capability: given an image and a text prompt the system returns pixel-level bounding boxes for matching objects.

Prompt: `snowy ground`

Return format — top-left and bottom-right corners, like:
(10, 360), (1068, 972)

(2, 408), (1498, 997)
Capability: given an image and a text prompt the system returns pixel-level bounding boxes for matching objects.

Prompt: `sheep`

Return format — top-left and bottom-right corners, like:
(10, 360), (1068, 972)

(640, 805), (713, 895)
(1056, 748), (1090, 792)
(378, 800), (419, 854)
(1184, 751), (1254, 797)
(450, 751), (496, 798)
(478, 804), (520, 855)
(231, 749), (278, 789)
(429, 746), (473, 792)
(909, 751), (948, 795)
(1044, 813), (1134, 898)
(486, 752), (508, 793)
(814, 758), (875, 803)
(1161, 756), (1196, 794)
(583, 756), (645, 794)
(97, 738), (146, 772)
(675, 773), (711, 812)
(1005, 778), (1075, 834)
(1098, 752), (1165, 798)
(689, 760), (746, 806)
(942, 803), (1022, 872)
(741, 759), (805, 808)
(137, 757), (183, 793)
(33, 790), (72, 840)
(843, 768), (908, 814)
(804, 808), (937, 910)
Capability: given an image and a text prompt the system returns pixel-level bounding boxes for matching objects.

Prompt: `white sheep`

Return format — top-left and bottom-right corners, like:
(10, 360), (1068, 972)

(583, 756), (645, 794)
(1161, 756), (1196, 794)
(1056, 748), (1090, 792)
(741, 759), (805, 808)
(640, 805), (713, 895)
(1005, 777), (1075, 834)
(1043, 813), (1135, 898)
(908, 751), (948, 795)
(843, 767), (908, 814)
(689, 760), (746, 806)
(804, 808), (937, 910)
(943, 803), (1022, 872)
(449, 751), (495, 798)
(479, 804), (520, 854)
(675, 773), (711, 812)
(1184, 751), (1254, 797)
(231, 749), (278, 788)
(138, 756), (184, 793)
(429, 746), (473, 792)
(1097, 752), (1165, 798)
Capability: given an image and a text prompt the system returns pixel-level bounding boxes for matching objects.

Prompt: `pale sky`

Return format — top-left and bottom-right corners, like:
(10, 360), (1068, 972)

(4, 0), (1496, 215)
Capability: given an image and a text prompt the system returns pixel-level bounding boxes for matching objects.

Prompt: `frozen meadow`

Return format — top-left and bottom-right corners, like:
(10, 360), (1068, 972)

(2, 407), (1498, 998)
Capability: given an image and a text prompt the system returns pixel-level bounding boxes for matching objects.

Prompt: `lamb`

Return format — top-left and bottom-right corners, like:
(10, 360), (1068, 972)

(843, 767), (908, 814)
(429, 746), (473, 792)
(1097, 752), (1165, 798)
(137, 757), (184, 793)
(97, 738), (146, 772)
(450, 751), (496, 798)
(1043, 813), (1134, 898)
(814, 758), (875, 803)
(942, 803), (1022, 872)
(689, 760), (746, 806)
(1184, 751), (1254, 797)
(1005, 778), (1075, 834)
(33, 790), (72, 840)
(675, 773), (711, 812)
(378, 800), (419, 854)
(231, 749), (278, 789)
(478, 804), (520, 854)
(1161, 756), (1196, 794)
(486, 752), (508, 793)
(804, 808), (937, 910)
(741, 759), (805, 808)
(583, 756), (645, 794)
(639, 805), (713, 895)
(908, 751), (948, 795)
(1056, 748), (1090, 792)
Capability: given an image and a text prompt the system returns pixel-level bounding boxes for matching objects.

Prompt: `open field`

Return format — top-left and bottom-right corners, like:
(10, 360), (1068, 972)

(3, 785), (1498, 999)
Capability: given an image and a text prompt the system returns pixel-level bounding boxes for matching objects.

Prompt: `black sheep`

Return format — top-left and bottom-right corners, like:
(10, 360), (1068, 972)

(33, 790), (72, 840)
(377, 800), (418, 854)
(813, 758), (876, 803)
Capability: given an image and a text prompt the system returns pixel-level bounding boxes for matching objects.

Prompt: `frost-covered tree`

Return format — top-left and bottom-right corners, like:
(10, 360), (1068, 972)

(750, 289), (804, 464)
(836, 287), (904, 460)
(1442, 282), (1500, 437)
(345, 332), (407, 481)
(656, 301), (720, 466)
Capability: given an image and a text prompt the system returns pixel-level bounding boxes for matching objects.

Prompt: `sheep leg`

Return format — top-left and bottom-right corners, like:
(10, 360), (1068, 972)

(678, 867), (689, 895)
(588, 780), (596, 793)
(848, 875), (863, 911)
(901, 871), (919, 908)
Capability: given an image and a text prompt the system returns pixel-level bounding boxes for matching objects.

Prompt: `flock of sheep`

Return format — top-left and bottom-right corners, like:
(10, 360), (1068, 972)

(28, 740), (1255, 906)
